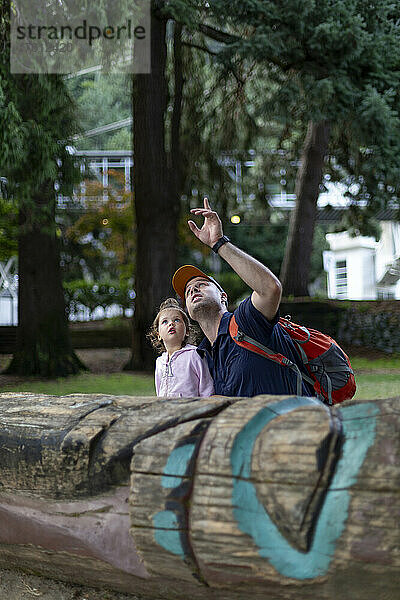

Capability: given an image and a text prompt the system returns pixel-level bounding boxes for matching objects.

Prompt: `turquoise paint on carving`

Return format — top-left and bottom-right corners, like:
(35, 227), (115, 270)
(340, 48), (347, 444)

(231, 398), (379, 579)
(153, 511), (184, 556)
(161, 443), (196, 488)
(332, 403), (381, 489)
(153, 442), (196, 557)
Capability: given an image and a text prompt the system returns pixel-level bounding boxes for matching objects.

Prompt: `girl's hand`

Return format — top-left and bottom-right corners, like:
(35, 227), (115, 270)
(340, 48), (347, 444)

(188, 197), (223, 248)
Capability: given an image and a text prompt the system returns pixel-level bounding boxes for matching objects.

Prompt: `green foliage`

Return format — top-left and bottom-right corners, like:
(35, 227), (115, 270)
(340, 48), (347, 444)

(1, 1), (82, 206)
(225, 220), (289, 277)
(66, 73), (132, 150)
(207, 0), (400, 208)
(61, 172), (135, 283)
(334, 208), (382, 240)
(166, 26), (269, 214)
(227, 220), (328, 294)
(0, 2), (23, 169)
(171, 0), (400, 238)
(167, 0), (400, 284)
(0, 196), (18, 260)
(174, 34), (295, 267)
(310, 225), (330, 283)
(0, 74), (81, 213)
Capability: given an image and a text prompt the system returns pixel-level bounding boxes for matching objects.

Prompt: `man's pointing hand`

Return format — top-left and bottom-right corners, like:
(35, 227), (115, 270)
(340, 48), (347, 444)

(188, 197), (224, 248)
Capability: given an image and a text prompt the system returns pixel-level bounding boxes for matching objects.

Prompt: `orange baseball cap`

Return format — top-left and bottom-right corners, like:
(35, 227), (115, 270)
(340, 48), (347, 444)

(172, 265), (224, 300)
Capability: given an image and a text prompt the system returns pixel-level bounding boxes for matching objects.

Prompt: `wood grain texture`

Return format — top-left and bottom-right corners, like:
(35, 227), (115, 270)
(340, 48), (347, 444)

(0, 393), (231, 497)
(189, 395), (339, 584)
(130, 418), (212, 583)
(189, 396), (399, 596)
(0, 392), (398, 600)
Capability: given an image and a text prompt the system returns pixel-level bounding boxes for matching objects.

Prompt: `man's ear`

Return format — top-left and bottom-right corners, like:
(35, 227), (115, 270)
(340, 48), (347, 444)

(221, 291), (228, 306)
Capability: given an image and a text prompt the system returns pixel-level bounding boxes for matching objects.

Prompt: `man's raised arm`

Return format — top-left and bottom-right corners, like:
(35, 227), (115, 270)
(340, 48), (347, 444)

(188, 198), (282, 321)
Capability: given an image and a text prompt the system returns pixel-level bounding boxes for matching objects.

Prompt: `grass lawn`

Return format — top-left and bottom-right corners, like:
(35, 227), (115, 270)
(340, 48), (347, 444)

(1, 355), (399, 399)
(351, 356), (400, 371)
(354, 373), (400, 399)
(0, 373), (155, 396)
(351, 356), (400, 399)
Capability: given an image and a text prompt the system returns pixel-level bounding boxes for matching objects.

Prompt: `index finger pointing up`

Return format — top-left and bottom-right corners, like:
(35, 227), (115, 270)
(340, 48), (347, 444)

(203, 196), (210, 210)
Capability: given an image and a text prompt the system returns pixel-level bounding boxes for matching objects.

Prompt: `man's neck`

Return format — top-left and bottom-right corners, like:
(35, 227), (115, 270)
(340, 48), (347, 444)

(197, 309), (226, 345)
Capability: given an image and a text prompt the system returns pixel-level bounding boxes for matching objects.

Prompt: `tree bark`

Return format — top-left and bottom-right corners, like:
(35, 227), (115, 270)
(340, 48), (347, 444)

(0, 392), (398, 599)
(5, 181), (85, 376)
(171, 21), (184, 199)
(126, 5), (181, 371)
(280, 121), (330, 296)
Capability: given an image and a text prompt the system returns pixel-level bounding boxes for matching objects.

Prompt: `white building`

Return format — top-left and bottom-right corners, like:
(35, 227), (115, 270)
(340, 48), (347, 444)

(324, 221), (400, 300)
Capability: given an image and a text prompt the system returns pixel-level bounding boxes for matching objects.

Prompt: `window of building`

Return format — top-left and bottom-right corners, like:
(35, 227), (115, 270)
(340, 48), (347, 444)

(335, 259), (347, 298)
(377, 288), (395, 300)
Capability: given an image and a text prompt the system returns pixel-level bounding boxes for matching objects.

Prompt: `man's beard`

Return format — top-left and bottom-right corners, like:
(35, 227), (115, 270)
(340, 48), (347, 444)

(188, 296), (222, 323)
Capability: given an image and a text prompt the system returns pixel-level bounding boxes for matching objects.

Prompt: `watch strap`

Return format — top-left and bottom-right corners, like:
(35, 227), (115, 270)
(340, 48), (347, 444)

(212, 235), (230, 254)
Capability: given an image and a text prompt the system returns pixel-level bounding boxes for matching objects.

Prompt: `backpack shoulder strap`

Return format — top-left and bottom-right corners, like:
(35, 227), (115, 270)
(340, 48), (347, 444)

(228, 315), (304, 395)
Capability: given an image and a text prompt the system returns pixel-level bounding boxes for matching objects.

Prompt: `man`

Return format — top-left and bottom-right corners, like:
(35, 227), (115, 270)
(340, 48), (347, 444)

(172, 197), (314, 397)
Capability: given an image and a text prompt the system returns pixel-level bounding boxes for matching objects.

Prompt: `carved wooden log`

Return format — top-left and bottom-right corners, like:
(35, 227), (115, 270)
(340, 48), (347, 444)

(0, 392), (398, 600)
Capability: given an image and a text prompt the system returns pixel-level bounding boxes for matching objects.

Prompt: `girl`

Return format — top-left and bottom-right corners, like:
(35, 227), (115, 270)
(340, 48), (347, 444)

(148, 298), (214, 398)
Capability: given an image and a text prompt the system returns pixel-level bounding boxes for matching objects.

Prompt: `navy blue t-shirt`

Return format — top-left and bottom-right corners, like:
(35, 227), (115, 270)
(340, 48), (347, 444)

(197, 297), (314, 397)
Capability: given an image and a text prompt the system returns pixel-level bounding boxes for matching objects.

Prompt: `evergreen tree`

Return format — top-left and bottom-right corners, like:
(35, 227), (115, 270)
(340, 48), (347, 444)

(173, 0), (400, 295)
(67, 72), (132, 151)
(0, 4), (85, 376)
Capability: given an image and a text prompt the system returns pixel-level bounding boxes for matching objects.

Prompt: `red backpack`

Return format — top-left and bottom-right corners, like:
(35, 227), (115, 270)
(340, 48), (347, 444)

(229, 315), (356, 405)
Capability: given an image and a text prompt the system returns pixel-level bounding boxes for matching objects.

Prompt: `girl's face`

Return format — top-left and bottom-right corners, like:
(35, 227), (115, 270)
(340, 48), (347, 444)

(158, 308), (187, 350)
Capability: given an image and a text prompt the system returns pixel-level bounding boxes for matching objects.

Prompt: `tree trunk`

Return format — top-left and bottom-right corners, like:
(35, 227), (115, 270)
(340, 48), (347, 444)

(126, 6), (181, 371)
(0, 391), (397, 599)
(170, 22), (183, 198)
(280, 121), (330, 296)
(5, 181), (85, 376)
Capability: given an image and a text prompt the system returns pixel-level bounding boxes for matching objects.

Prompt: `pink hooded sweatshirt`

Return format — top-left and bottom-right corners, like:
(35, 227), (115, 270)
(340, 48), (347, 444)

(155, 344), (214, 398)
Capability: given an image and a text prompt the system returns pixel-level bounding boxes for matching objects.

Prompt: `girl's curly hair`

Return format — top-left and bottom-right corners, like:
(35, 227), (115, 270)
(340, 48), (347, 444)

(147, 298), (198, 354)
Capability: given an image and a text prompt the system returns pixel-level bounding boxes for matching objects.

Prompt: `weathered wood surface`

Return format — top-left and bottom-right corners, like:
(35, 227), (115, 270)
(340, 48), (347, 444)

(0, 392), (398, 600)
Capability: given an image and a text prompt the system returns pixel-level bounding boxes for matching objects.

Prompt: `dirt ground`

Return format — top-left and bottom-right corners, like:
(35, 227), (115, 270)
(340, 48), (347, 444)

(0, 348), (133, 389)
(0, 567), (148, 600)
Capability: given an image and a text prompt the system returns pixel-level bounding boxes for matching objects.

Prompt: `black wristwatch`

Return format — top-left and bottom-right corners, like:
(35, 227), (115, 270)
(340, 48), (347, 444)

(212, 235), (230, 254)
